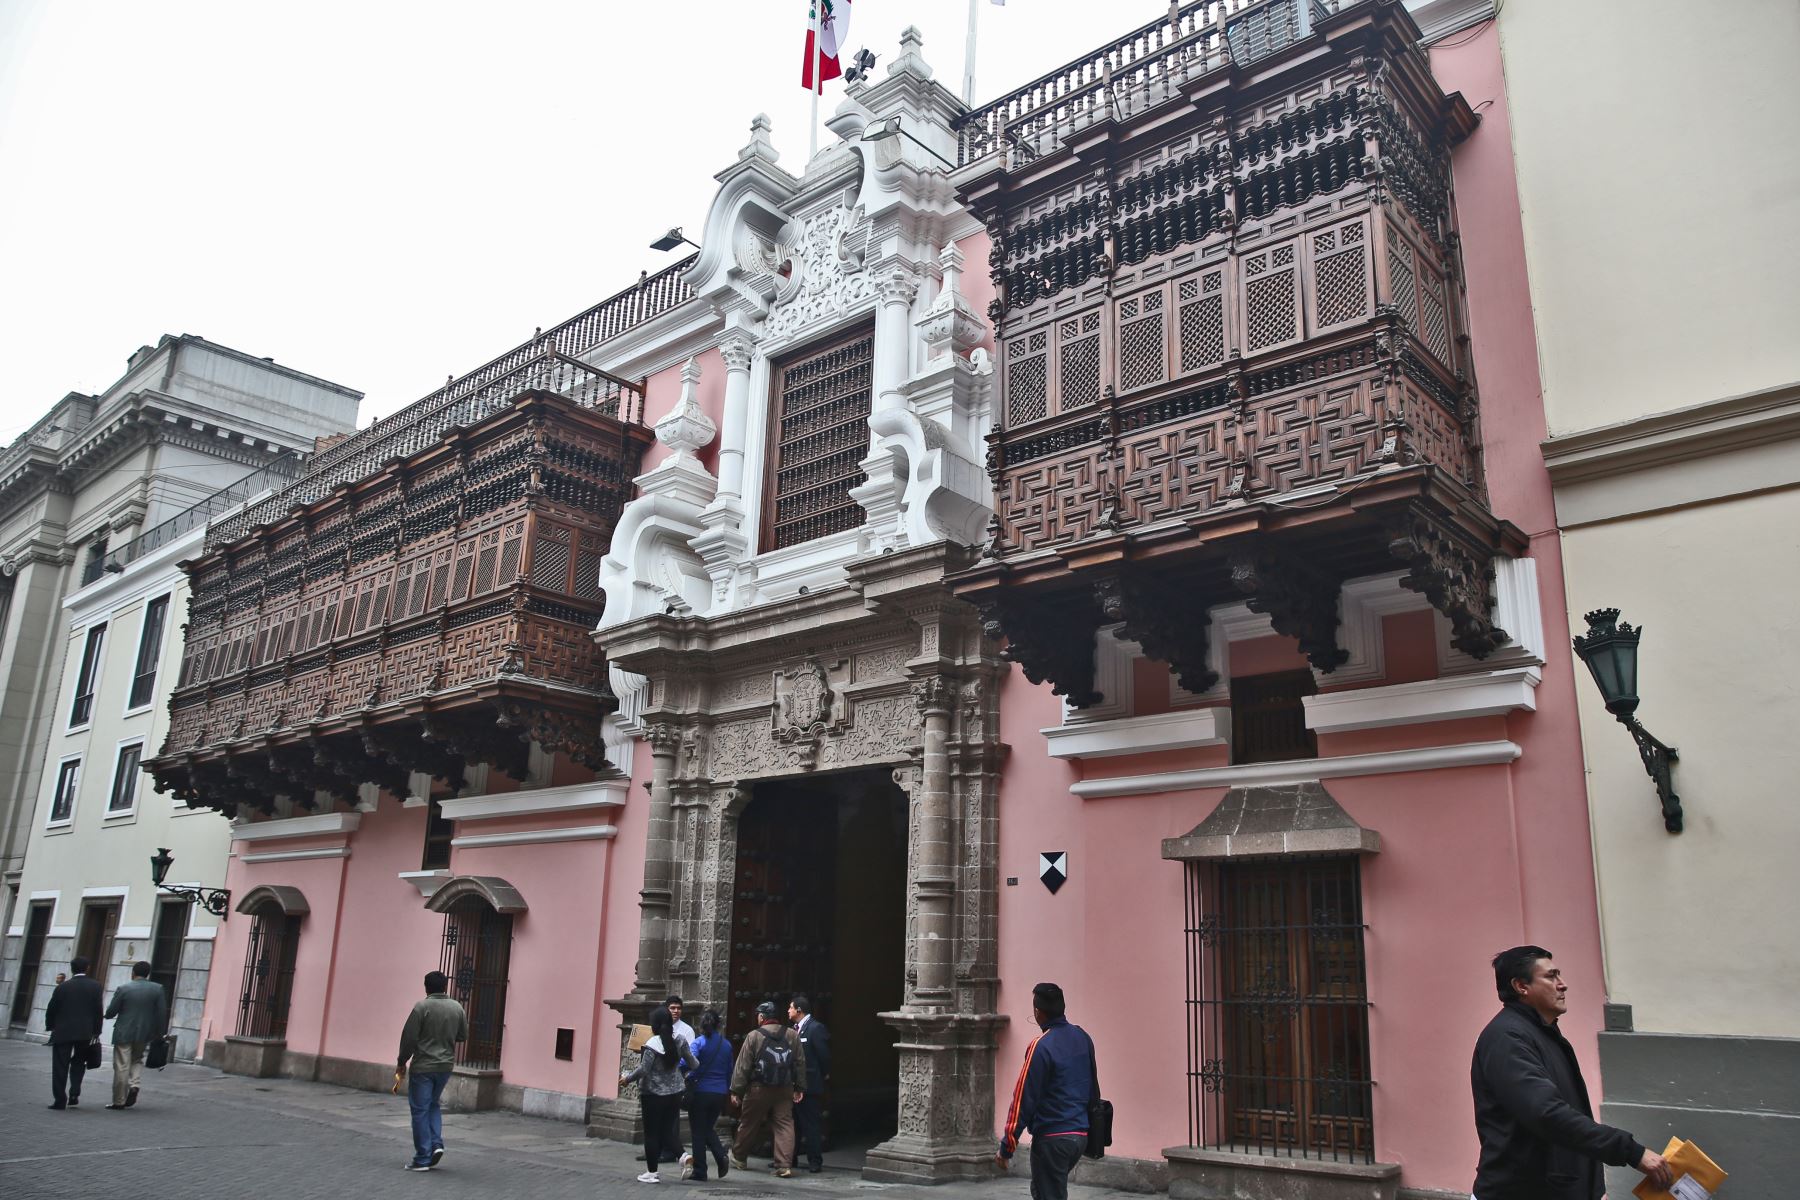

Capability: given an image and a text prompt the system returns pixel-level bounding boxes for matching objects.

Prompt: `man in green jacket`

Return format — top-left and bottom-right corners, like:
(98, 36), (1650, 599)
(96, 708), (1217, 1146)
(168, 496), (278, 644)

(397, 970), (468, 1172)
(103, 961), (168, 1110)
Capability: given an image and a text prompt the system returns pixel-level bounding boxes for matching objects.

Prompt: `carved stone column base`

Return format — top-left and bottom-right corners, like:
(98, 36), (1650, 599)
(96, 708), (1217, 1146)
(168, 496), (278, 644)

(586, 994), (659, 1144)
(863, 1009), (1007, 1184)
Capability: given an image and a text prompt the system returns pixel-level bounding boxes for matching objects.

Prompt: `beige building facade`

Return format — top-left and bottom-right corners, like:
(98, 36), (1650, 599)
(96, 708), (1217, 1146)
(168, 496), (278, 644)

(1501, 0), (1800, 1191)
(0, 335), (360, 1056)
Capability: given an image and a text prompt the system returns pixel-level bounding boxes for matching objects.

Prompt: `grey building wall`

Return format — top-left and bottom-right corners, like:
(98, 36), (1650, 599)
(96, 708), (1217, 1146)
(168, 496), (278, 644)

(1600, 1031), (1800, 1198)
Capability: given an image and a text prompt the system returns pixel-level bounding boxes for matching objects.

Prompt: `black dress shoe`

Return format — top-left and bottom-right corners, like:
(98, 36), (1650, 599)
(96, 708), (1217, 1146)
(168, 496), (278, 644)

(807, 1164), (823, 1173)
(126, 1087), (139, 1108)
(67, 1098), (80, 1106)
(48, 1103), (66, 1110)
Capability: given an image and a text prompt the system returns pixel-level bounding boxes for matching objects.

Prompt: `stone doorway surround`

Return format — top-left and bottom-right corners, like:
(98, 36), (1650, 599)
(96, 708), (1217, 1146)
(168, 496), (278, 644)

(592, 542), (1007, 1183)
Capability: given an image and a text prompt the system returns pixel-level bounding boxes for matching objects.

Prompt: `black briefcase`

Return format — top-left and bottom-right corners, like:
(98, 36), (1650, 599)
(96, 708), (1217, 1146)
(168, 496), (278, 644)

(1084, 1097), (1113, 1160)
(84, 1040), (104, 1071)
(147, 1034), (177, 1070)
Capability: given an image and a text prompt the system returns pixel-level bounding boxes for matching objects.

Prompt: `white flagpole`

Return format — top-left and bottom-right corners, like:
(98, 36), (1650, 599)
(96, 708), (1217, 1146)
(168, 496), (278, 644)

(810, 1), (823, 159)
(964, 0), (979, 106)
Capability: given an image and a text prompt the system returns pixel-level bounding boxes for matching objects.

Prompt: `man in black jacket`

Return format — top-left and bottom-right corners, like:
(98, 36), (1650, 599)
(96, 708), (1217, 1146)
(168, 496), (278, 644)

(44, 955), (104, 1110)
(788, 995), (830, 1173)
(1471, 946), (1671, 1200)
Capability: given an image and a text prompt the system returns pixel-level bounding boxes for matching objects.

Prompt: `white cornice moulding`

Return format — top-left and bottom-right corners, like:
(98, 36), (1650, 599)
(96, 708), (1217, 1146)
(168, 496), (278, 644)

(450, 824), (618, 849)
(1071, 740), (1522, 799)
(115, 926), (153, 939)
(438, 780), (629, 822)
(230, 812), (362, 842)
(1407, 0), (1496, 44)
(398, 870), (451, 897)
(1044, 706), (1230, 761)
(1305, 668), (1540, 734)
(239, 846), (351, 864)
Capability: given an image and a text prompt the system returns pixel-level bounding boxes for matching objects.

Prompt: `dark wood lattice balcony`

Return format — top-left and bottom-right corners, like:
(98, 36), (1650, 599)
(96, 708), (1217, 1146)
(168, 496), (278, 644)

(147, 353), (655, 816)
(950, 0), (1524, 707)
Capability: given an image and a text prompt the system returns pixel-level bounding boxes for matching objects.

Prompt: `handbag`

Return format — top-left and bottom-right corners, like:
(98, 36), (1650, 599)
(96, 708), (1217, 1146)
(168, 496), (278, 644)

(147, 1034), (176, 1070)
(1083, 1097), (1113, 1160)
(84, 1039), (104, 1071)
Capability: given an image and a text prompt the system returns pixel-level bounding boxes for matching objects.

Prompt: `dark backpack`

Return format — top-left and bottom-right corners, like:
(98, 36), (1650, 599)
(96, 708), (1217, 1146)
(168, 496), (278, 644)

(753, 1029), (795, 1088)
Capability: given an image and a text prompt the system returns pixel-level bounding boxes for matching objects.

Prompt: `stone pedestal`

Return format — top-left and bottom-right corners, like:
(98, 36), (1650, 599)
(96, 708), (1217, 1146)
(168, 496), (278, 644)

(445, 1066), (502, 1112)
(214, 1035), (285, 1078)
(863, 1010), (1007, 1184)
(586, 995), (657, 1142)
(1164, 1146), (1400, 1200)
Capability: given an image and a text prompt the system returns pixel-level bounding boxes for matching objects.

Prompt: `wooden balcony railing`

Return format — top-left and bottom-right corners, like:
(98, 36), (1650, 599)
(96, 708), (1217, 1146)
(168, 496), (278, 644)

(955, 0), (1350, 167)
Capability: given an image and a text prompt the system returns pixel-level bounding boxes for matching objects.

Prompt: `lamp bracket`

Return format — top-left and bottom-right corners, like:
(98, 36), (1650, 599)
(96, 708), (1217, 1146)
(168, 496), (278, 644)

(1617, 713), (1682, 834)
(158, 882), (233, 920)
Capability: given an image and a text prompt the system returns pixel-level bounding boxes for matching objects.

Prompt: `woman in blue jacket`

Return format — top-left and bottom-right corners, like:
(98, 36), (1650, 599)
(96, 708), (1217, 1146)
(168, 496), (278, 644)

(685, 1008), (733, 1181)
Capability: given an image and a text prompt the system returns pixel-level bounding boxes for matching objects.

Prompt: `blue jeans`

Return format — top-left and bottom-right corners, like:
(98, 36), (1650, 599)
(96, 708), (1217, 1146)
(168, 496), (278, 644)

(407, 1070), (451, 1165)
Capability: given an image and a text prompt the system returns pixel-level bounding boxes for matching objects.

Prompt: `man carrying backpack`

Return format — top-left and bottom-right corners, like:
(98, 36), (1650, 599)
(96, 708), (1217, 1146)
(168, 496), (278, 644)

(728, 1000), (807, 1178)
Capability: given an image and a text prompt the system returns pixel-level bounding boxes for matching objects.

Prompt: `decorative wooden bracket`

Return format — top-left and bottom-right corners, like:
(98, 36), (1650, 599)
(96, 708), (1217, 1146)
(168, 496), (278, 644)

(1094, 570), (1220, 694)
(1384, 508), (1508, 658)
(1229, 550), (1351, 673)
(976, 595), (1104, 709)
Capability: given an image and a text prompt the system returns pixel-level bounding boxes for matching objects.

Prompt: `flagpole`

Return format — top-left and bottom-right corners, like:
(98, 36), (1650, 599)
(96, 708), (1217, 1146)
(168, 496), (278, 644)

(964, 0), (979, 106)
(810, 1), (823, 159)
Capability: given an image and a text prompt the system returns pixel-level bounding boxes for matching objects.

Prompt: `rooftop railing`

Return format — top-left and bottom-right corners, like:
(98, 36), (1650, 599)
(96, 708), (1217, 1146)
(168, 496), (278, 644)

(203, 350), (643, 551)
(954, 0), (1342, 167)
(80, 456), (306, 587)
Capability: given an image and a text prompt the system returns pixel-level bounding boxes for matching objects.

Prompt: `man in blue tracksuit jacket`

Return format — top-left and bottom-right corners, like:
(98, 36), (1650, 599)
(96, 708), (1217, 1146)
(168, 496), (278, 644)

(996, 982), (1099, 1200)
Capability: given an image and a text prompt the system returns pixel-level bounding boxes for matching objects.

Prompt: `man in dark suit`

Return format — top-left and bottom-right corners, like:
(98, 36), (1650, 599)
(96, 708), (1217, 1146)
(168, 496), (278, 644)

(788, 995), (830, 1173)
(44, 955), (104, 1109)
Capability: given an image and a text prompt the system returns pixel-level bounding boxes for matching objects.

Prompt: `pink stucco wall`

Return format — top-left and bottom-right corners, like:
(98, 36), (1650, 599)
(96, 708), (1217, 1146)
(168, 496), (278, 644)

(637, 346), (727, 477)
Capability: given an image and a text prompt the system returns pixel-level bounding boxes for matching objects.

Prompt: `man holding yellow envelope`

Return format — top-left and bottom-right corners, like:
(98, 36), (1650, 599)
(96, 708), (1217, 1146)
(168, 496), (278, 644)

(1470, 946), (1673, 1200)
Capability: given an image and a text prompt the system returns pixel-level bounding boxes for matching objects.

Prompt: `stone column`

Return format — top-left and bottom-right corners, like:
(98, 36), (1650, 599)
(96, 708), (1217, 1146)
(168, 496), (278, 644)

(631, 720), (682, 998)
(714, 332), (757, 503)
(910, 676), (956, 1007)
(873, 267), (920, 413)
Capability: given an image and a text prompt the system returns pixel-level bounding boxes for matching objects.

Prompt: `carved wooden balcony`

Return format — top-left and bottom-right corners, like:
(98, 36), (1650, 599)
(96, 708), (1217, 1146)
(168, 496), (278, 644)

(949, 0), (1525, 707)
(147, 351), (655, 816)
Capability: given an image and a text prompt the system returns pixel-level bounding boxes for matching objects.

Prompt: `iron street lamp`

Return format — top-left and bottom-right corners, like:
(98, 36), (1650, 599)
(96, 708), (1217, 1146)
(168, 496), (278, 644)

(649, 227), (700, 252)
(1572, 609), (1682, 834)
(861, 115), (956, 170)
(149, 847), (232, 919)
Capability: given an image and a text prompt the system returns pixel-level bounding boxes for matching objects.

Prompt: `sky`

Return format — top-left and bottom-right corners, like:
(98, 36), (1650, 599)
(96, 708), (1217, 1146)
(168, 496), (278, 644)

(0, 0), (1165, 442)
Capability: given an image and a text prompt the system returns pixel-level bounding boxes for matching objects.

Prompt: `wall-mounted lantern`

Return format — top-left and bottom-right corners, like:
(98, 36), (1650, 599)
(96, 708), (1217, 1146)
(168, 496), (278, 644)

(149, 847), (232, 918)
(1572, 609), (1682, 834)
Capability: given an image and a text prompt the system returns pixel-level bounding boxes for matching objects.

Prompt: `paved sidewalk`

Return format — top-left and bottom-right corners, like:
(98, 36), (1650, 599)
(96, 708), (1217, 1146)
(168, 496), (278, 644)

(0, 1038), (1130, 1200)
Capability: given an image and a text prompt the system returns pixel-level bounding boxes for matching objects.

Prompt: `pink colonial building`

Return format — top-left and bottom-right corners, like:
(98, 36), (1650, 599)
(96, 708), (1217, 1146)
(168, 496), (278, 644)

(157, 3), (1601, 1197)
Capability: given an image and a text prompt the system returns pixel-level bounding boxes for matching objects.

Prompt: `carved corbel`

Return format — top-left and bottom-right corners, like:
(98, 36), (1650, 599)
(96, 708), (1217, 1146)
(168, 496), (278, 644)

(1094, 570), (1221, 694)
(1384, 509), (1507, 658)
(976, 595), (1103, 708)
(495, 701), (612, 773)
(1229, 550), (1351, 672)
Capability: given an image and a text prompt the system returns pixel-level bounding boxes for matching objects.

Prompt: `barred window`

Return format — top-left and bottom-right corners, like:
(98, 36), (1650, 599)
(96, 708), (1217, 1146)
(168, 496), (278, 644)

(765, 327), (874, 551)
(439, 897), (513, 1070)
(237, 903), (301, 1039)
(1184, 856), (1372, 1162)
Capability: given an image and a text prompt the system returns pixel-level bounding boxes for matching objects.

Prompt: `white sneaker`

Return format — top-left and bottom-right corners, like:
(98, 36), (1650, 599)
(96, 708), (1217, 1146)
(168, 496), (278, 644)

(637, 1171), (661, 1183)
(680, 1152), (694, 1180)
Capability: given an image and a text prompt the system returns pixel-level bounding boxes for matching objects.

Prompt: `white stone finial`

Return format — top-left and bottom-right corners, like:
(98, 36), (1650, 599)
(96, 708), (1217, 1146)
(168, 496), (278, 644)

(889, 26), (932, 80)
(654, 357), (717, 462)
(740, 113), (779, 164)
(918, 243), (984, 366)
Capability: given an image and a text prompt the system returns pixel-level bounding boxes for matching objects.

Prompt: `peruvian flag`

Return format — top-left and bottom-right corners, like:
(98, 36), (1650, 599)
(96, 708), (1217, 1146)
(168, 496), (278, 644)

(801, 0), (852, 89)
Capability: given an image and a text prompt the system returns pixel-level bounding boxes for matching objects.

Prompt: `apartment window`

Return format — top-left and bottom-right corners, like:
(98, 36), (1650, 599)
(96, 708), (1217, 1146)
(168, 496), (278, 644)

(48, 759), (81, 825)
(81, 537), (110, 587)
(107, 743), (144, 814)
(128, 594), (170, 710)
(764, 326), (874, 551)
(421, 797), (454, 871)
(1230, 669), (1317, 764)
(70, 622), (106, 727)
(1183, 856), (1372, 1162)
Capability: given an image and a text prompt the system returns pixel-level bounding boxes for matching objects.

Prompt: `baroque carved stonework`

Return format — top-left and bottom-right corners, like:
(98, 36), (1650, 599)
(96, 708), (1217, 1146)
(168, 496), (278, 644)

(764, 202), (876, 341)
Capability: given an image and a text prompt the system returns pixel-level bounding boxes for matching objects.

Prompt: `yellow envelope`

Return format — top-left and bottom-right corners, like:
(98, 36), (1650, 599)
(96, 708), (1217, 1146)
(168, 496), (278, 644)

(1632, 1137), (1728, 1200)
(626, 1022), (653, 1052)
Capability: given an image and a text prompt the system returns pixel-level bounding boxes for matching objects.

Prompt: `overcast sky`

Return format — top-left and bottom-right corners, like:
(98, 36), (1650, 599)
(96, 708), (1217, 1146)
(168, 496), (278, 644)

(0, 0), (1163, 442)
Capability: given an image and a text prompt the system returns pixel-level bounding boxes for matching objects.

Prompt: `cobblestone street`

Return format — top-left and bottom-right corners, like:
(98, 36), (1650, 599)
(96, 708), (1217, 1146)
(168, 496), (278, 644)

(0, 1039), (1133, 1200)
